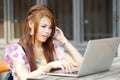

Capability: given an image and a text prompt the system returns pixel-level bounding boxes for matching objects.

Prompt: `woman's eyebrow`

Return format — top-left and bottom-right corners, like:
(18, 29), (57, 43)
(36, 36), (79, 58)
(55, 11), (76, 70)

(40, 23), (53, 27)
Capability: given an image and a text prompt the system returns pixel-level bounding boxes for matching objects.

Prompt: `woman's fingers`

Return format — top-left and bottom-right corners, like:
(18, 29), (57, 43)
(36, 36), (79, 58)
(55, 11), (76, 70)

(51, 60), (77, 73)
(59, 60), (76, 73)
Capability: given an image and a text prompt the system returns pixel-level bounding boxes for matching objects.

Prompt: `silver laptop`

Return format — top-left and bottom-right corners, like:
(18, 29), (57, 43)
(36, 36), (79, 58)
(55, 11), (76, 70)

(46, 37), (120, 77)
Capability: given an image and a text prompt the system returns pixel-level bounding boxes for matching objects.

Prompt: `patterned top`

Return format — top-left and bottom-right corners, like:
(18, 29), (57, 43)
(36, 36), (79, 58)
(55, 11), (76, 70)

(4, 43), (64, 80)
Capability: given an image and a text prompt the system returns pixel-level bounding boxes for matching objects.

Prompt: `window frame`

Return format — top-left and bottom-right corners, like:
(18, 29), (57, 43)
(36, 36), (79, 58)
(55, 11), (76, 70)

(0, 0), (7, 45)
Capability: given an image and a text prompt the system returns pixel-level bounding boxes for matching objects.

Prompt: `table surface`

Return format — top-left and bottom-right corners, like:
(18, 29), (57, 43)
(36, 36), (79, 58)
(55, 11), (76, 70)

(27, 57), (120, 80)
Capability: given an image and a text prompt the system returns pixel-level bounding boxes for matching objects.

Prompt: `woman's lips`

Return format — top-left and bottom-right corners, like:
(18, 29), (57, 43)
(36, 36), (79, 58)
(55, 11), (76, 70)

(42, 35), (49, 39)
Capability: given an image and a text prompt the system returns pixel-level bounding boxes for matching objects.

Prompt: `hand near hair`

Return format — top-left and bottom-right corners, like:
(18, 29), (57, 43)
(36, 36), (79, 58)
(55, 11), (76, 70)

(54, 26), (68, 44)
(54, 26), (83, 67)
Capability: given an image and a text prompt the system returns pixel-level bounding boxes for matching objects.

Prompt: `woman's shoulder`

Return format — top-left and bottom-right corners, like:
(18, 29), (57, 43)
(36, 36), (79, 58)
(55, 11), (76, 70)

(4, 43), (21, 53)
(4, 43), (30, 78)
(4, 43), (26, 63)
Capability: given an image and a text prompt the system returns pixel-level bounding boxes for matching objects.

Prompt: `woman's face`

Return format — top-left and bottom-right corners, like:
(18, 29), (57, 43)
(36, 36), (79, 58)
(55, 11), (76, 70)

(36, 16), (53, 43)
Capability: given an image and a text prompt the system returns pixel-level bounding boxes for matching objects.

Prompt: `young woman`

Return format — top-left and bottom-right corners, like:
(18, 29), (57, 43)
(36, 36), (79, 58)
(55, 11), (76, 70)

(4, 4), (83, 80)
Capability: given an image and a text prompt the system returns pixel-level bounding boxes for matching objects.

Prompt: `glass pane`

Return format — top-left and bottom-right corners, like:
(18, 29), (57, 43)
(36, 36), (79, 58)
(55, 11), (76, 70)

(13, 0), (36, 38)
(0, 0), (4, 38)
(84, 0), (112, 41)
(47, 0), (73, 40)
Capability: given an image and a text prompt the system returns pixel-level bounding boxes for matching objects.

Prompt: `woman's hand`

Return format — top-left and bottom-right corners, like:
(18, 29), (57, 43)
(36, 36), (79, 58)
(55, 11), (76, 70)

(55, 27), (68, 44)
(49, 60), (76, 73)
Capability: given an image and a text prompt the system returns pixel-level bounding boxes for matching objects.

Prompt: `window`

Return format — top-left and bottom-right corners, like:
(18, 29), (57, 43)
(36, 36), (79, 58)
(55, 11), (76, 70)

(47, 0), (73, 40)
(0, 0), (118, 53)
(8, 0), (36, 43)
(83, 0), (113, 41)
(0, 0), (36, 45)
(45, 0), (118, 53)
(13, 0), (36, 38)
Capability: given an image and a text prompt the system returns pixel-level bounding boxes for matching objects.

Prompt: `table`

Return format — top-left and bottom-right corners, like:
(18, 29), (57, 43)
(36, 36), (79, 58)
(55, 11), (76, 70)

(27, 57), (120, 80)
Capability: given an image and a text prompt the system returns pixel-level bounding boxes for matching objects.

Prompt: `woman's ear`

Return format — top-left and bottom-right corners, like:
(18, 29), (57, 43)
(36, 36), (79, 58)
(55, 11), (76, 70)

(28, 20), (33, 28)
(28, 20), (34, 35)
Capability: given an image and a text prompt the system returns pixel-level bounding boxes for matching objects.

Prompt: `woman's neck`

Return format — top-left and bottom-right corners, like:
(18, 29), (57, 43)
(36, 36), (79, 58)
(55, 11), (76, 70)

(34, 41), (44, 59)
(34, 40), (43, 48)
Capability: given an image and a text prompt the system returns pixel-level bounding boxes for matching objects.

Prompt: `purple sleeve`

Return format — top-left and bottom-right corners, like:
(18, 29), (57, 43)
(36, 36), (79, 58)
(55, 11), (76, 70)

(4, 43), (27, 70)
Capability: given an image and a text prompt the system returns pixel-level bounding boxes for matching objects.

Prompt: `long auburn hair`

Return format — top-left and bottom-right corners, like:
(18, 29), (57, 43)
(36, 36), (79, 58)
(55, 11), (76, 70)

(19, 4), (56, 71)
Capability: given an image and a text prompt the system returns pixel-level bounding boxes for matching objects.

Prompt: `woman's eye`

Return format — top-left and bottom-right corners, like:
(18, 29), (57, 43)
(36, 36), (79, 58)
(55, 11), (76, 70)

(49, 26), (53, 29)
(41, 25), (46, 28)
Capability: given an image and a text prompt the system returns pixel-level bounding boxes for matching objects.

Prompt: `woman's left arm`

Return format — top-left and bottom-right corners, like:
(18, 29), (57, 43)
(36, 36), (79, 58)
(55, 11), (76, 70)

(62, 39), (83, 67)
(55, 27), (83, 66)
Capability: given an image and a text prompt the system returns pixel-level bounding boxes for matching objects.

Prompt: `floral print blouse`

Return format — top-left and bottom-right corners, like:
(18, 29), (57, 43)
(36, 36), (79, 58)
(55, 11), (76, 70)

(4, 43), (64, 80)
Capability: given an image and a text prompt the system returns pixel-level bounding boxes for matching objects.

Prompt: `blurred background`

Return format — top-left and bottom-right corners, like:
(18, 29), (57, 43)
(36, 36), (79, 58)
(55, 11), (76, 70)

(0, 0), (120, 79)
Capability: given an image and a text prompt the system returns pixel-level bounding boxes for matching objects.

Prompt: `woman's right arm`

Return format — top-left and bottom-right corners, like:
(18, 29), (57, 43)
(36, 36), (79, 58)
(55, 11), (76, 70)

(4, 44), (51, 80)
(11, 58), (47, 80)
(12, 58), (58, 80)
(12, 58), (70, 80)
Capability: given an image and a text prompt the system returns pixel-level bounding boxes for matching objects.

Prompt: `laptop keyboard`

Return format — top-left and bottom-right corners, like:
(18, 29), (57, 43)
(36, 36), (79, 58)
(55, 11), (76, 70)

(52, 68), (79, 74)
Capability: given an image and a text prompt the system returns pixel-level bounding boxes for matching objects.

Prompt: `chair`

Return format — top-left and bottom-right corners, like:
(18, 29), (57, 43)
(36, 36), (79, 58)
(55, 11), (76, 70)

(0, 60), (13, 80)
(0, 60), (10, 73)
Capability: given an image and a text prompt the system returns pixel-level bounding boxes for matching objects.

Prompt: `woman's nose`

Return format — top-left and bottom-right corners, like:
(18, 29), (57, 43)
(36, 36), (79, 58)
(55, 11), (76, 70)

(45, 28), (51, 33)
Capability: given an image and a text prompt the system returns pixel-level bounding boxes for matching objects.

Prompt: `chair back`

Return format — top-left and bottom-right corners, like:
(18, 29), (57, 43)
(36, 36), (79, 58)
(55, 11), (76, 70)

(0, 60), (10, 73)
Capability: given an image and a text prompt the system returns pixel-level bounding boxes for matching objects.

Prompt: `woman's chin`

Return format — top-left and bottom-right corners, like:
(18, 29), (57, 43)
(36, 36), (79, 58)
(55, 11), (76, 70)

(42, 39), (47, 42)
